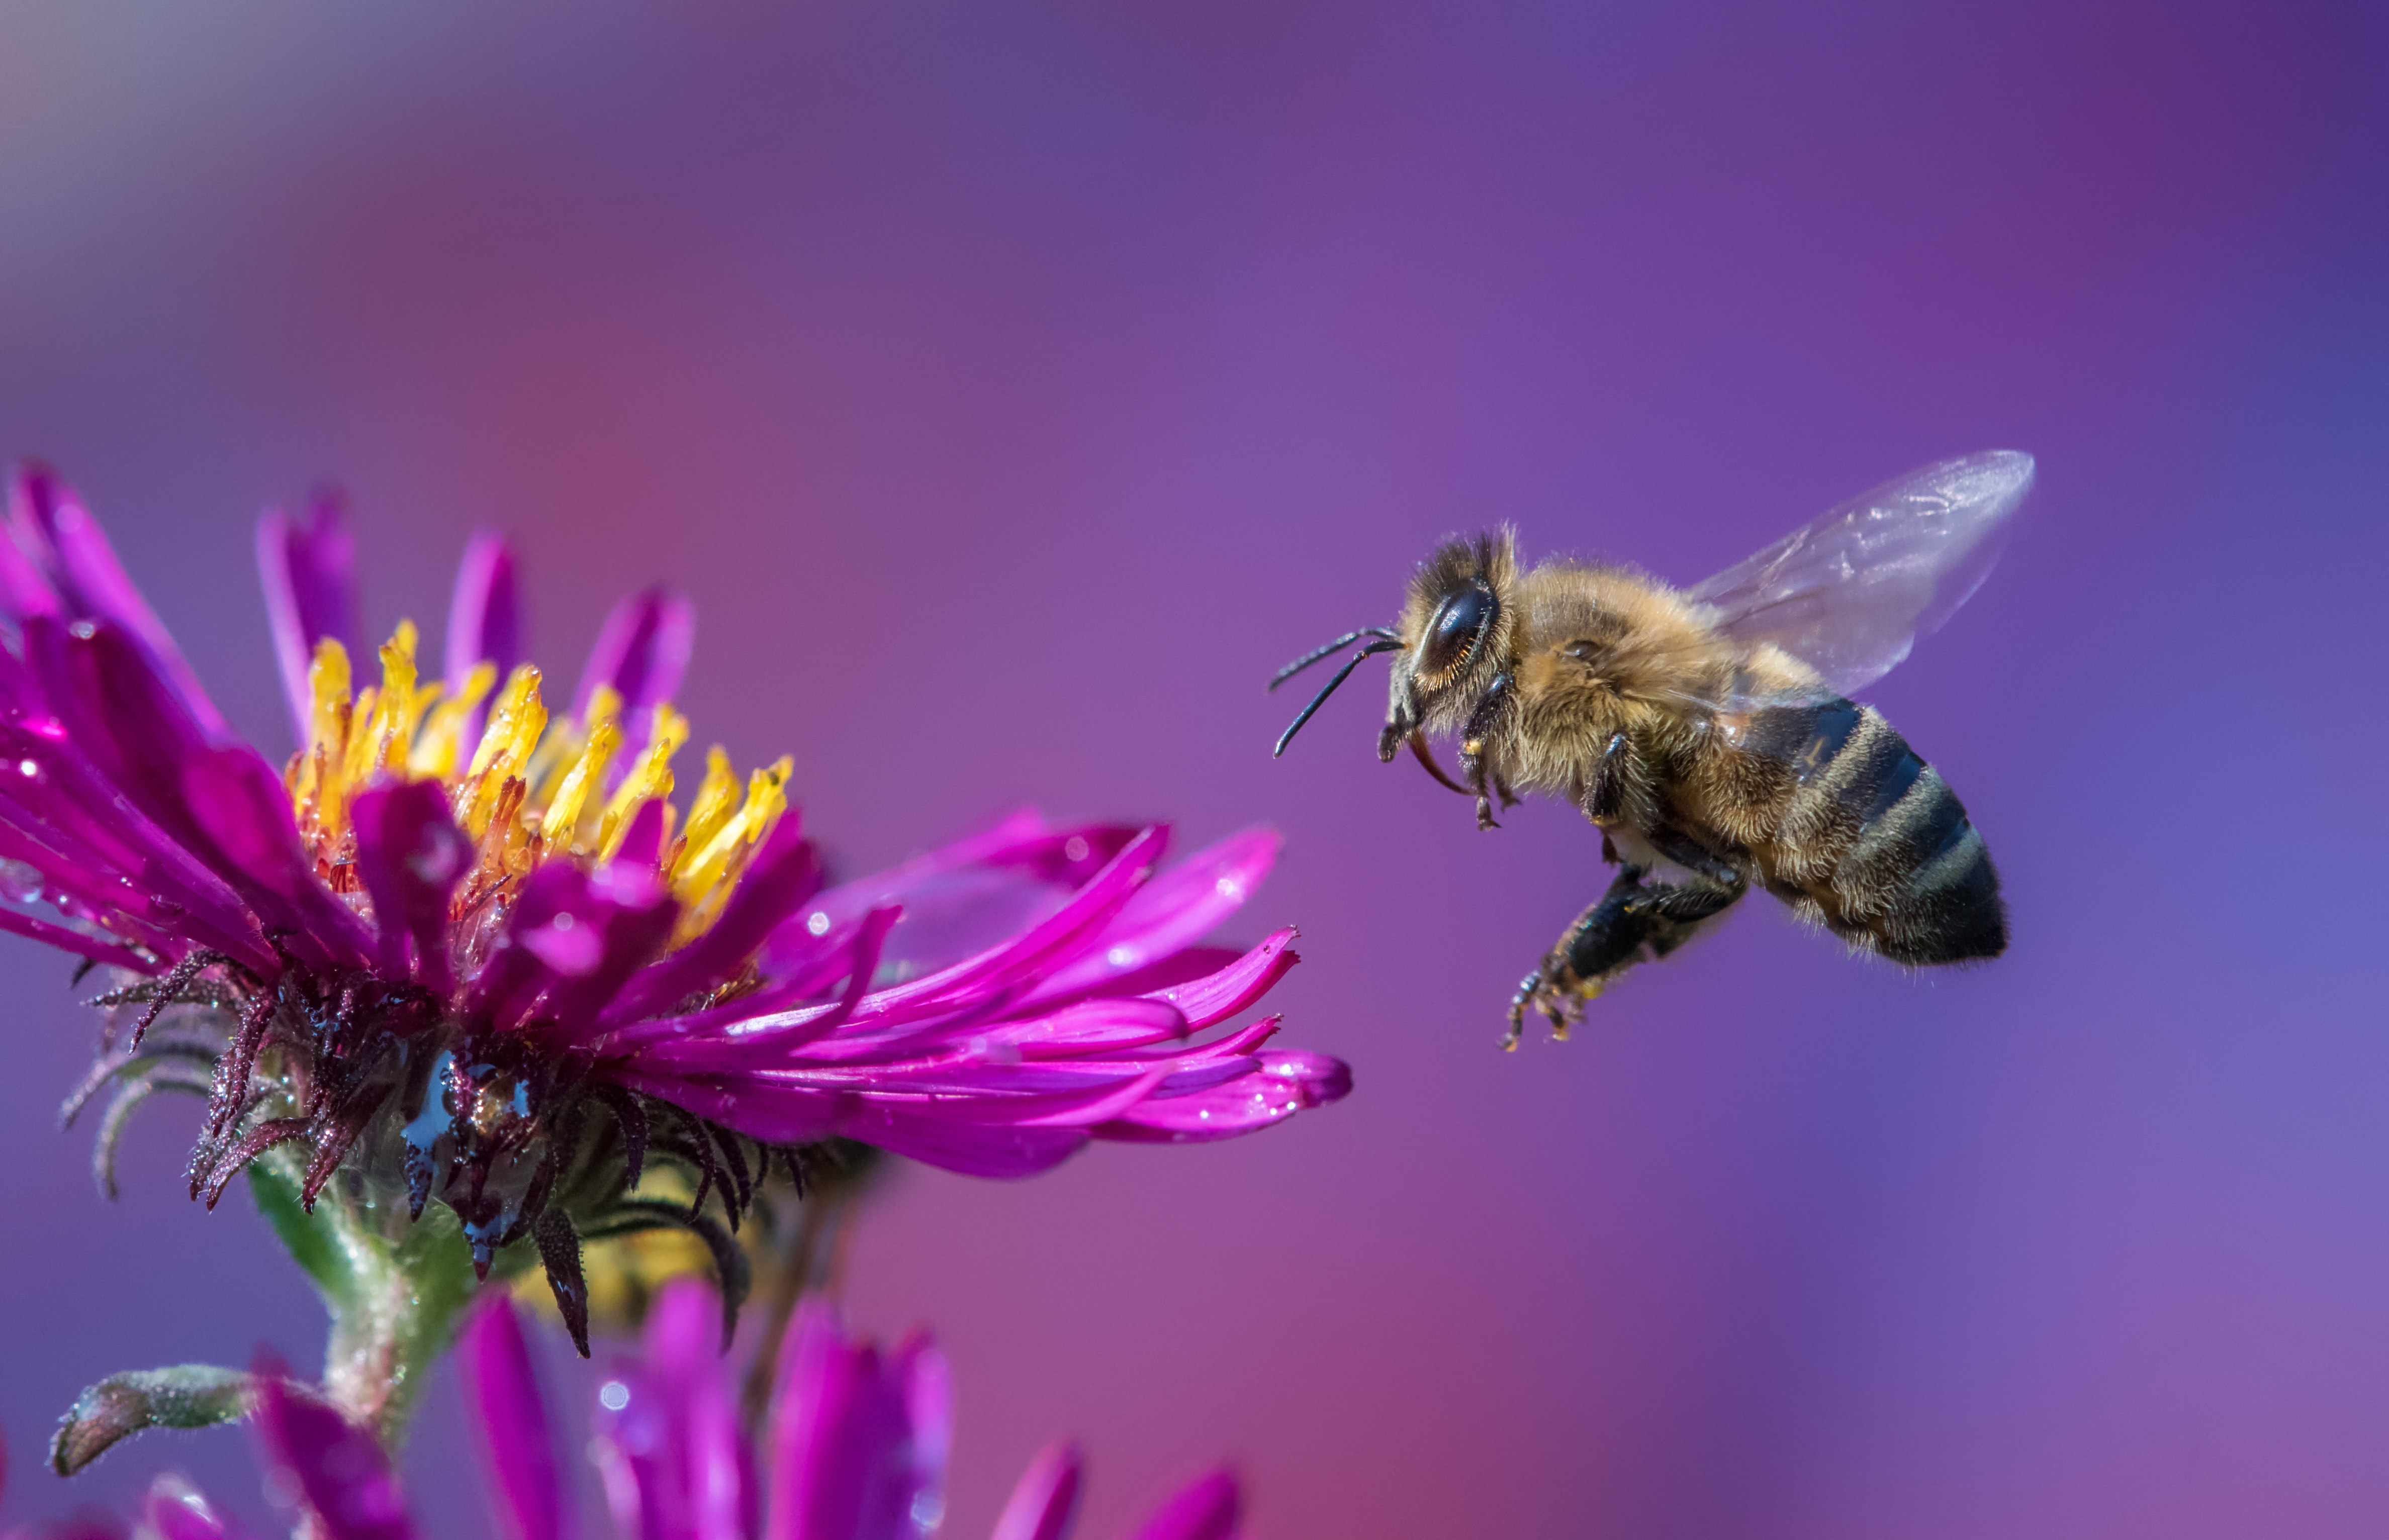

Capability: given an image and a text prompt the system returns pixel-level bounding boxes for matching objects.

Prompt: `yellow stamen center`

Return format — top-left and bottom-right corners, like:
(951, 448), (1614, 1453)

(285, 621), (795, 957)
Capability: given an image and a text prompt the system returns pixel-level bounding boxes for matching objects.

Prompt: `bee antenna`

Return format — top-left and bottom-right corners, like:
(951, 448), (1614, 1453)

(1268, 628), (1401, 692)
(1273, 639), (1402, 757)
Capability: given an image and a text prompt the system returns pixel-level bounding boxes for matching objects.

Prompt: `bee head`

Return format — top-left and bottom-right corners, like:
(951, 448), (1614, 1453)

(1265, 528), (1517, 761)
(1381, 529), (1517, 753)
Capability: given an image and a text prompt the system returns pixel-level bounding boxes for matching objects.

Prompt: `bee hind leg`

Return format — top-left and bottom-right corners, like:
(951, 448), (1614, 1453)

(1501, 862), (1745, 1048)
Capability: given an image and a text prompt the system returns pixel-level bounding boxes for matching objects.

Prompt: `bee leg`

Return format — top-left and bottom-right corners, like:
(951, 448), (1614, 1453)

(1584, 732), (1630, 823)
(1503, 864), (1648, 1048)
(1458, 671), (1515, 830)
(1501, 861), (1747, 1048)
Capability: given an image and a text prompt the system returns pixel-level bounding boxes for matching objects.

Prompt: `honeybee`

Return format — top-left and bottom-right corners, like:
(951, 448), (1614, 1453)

(1271, 452), (2034, 1045)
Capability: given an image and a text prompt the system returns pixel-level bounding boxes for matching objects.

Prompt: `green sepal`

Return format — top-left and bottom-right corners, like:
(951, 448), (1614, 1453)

(50, 1365), (254, 1475)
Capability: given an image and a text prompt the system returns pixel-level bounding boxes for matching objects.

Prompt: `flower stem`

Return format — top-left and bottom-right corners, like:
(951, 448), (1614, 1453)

(247, 1152), (481, 1448)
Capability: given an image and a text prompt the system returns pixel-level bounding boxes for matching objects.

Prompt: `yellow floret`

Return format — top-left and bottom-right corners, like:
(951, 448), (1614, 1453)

(672, 755), (793, 938)
(409, 662), (495, 782)
(458, 665), (547, 839)
(278, 609), (797, 969)
(541, 691), (625, 854)
(677, 747), (741, 863)
(596, 704), (689, 859)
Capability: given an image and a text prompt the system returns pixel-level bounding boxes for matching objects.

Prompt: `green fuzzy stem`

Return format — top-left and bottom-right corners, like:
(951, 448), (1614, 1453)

(245, 1154), (483, 1449)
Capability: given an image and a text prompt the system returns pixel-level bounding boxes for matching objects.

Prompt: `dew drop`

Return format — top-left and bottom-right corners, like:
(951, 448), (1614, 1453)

(598, 1380), (631, 1412)
(0, 859), (42, 903)
(1063, 836), (1089, 862)
(806, 911), (831, 936)
(16, 758), (35, 777)
(1105, 945), (1138, 969)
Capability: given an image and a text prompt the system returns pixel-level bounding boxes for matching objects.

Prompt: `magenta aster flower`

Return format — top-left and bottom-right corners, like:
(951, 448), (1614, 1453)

(3, 462), (1345, 1364)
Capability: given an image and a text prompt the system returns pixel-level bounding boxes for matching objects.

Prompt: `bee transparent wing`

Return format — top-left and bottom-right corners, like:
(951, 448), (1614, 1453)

(1686, 451), (2034, 700)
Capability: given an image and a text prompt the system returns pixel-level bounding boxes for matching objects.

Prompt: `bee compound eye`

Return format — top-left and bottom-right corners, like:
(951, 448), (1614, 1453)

(1421, 585), (1494, 678)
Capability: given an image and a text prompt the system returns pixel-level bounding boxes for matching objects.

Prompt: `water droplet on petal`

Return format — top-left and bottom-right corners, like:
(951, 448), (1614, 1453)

(598, 1380), (631, 1411)
(0, 859), (41, 903)
(806, 911), (831, 936)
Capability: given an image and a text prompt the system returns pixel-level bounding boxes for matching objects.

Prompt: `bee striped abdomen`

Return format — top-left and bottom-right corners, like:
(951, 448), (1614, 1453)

(1741, 699), (2005, 966)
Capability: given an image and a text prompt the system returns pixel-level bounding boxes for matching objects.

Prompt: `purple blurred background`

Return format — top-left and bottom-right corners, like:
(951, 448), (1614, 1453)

(2, 3), (2384, 1535)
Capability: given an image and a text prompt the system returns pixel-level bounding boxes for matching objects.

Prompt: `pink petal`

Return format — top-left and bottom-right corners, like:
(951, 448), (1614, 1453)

(457, 1298), (569, 1540)
(592, 1280), (747, 1540)
(249, 1362), (416, 1540)
(766, 814), (1143, 979)
(612, 1072), (849, 1146)
(609, 797), (670, 872)
(603, 906), (896, 1064)
(1139, 931), (1299, 1032)
(764, 1305), (941, 1540)
(471, 862), (677, 1037)
(179, 745), (377, 970)
(1127, 1469), (1240, 1540)
(833, 1104), (1091, 1178)
(0, 902), (154, 972)
(840, 826), (1171, 1027)
(9, 463), (228, 736)
(143, 1475), (247, 1540)
(352, 781), (471, 994)
(1022, 830), (1279, 1004)
(572, 587), (694, 763)
(0, 715), (273, 971)
(255, 493), (356, 749)
(989, 1442), (1082, 1540)
(444, 532), (521, 742)
(599, 819), (818, 1028)
(1096, 1052), (1351, 1144)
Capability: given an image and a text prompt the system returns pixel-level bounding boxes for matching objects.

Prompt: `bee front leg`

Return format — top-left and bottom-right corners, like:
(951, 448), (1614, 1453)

(1458, 671), (1514, 831)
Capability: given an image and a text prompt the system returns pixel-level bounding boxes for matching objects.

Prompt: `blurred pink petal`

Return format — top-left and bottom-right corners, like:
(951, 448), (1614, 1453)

(1126, 1469), (1241, 1540)
(458, 1298), (570, 1540)
(249, 1361), (415, 1540)
(255, 491), (357, 748)
(141, 1475), (247, 1540)
(764, 1302), (946, 1540)
(574, 586), (695, 761)
(989, 1441), (1083, 1540)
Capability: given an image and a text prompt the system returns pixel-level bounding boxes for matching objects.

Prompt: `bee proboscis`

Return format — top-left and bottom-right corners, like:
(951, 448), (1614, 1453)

(1270, 452), (2034, 1045)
